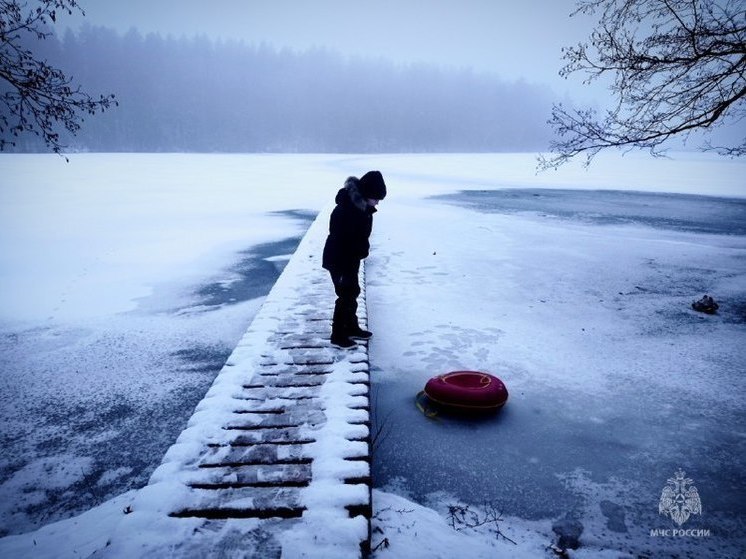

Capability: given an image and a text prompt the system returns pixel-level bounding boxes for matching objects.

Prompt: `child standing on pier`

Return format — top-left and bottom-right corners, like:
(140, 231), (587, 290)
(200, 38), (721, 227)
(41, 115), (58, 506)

(322, 171), (387, 349)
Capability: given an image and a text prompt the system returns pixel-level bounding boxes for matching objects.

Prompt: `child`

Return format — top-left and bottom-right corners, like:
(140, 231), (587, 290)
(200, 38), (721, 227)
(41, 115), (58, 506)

(322, 171), (387, 348)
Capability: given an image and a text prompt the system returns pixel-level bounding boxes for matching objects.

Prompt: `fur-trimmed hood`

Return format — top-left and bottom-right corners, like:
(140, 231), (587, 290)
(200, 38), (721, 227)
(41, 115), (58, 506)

(335, 176), (374, 213)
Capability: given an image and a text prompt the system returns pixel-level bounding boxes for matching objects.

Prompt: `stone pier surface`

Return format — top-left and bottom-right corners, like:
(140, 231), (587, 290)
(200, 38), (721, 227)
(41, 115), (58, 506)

(101, 208), (372, 558)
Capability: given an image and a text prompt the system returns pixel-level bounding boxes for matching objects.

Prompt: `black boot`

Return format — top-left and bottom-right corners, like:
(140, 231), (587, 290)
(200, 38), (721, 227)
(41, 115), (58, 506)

(344, 303), (371, 340)
(331, 301), (357, 349)
(330, 334), (357, 349)
(348, 326), (373, 340)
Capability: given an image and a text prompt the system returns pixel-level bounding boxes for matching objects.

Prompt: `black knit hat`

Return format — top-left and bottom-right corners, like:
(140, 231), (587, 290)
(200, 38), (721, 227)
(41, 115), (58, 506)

(358, 170), (387, 200)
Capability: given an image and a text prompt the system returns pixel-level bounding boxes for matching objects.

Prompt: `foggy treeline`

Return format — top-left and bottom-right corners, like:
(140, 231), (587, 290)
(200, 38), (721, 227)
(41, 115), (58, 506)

(9, 25), (556, 153)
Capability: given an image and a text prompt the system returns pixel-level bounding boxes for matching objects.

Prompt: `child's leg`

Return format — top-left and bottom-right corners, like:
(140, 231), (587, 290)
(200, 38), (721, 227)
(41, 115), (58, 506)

(329, 264), (361, 339)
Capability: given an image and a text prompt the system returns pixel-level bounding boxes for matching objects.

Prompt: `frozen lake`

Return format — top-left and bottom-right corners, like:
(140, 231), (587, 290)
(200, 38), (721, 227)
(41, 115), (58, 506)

(368, 186), (745, 557)
(0, 154), (333, 537)
(0, 214), (314, 536)
(0, 152), (744, 557)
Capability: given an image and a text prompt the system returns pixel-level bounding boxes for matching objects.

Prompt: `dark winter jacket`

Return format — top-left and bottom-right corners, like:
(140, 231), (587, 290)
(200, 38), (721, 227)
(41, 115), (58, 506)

(322, 177), (376, 271)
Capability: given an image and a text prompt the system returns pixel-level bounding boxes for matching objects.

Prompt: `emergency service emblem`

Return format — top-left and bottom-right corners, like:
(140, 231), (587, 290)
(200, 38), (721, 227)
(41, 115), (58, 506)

(658, 469), (702, 526)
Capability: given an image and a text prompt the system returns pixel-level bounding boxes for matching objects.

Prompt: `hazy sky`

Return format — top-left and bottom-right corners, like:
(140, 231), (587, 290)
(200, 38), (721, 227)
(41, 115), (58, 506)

(59, 0), (598, 96)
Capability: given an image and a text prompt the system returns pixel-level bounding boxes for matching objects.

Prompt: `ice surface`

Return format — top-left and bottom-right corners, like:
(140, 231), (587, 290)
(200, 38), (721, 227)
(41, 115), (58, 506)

(0, 152), (744, 557)
(0, 154), (333, 535)
(367, 182), (745, 557)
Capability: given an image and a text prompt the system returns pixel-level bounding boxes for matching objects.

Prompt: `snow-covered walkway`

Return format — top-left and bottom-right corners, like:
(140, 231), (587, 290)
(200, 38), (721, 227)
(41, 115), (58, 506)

(98, 208), (372, 558)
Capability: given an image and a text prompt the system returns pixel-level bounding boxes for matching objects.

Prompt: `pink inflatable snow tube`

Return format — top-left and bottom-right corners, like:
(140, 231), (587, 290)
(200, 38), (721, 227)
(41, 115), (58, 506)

(424, 371), (508, 411)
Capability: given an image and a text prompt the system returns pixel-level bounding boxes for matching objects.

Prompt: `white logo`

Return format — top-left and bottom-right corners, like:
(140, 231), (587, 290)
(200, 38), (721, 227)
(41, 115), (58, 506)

(658, 469), (702, 526)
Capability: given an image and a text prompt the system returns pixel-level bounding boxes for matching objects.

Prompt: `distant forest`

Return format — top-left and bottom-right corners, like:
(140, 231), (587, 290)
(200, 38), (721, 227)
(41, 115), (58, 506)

(6, 25), (557, 153)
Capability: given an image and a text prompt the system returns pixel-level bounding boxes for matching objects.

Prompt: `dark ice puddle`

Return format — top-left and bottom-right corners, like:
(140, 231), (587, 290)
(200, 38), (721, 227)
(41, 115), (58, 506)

(194, 209), (318, 308)
(433, 189), (746, 235)
(172, 209), (316, 370)
(372, 377), (746, 521)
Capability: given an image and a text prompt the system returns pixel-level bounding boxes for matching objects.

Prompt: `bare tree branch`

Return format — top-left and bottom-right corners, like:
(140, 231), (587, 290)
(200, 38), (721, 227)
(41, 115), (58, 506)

(1, 0), (117, 159)
(540, 0), (746, 170)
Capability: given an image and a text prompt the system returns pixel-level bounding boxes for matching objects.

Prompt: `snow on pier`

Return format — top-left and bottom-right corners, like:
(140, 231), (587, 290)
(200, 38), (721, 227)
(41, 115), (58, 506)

(102, 209), (372, 558)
